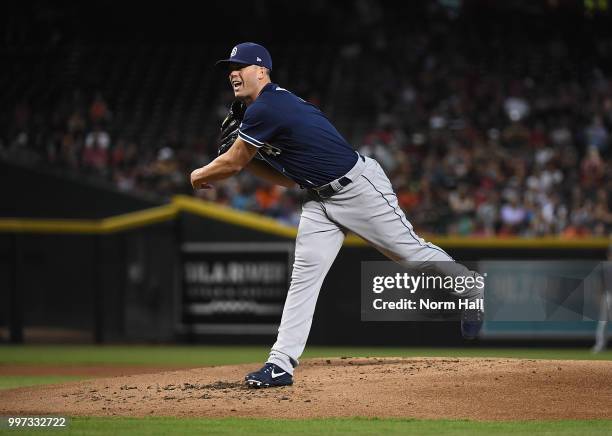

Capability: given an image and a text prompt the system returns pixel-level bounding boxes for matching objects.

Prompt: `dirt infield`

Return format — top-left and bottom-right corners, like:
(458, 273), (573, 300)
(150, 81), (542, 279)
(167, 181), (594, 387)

(1, 357), (611, 421)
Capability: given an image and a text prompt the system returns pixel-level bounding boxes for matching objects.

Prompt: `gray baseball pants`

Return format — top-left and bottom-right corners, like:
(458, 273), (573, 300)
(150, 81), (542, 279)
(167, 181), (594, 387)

(268, 154), (483, 374)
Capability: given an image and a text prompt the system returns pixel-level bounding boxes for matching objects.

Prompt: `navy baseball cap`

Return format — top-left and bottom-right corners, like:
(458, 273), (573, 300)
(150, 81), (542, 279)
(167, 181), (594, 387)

(215, 42), (273, 71)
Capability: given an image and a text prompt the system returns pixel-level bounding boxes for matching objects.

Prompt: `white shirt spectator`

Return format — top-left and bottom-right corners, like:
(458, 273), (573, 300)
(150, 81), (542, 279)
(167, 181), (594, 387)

(85, 129), (110, 149)
(504, 97), (530, 121)
(501, 203), (526, 226)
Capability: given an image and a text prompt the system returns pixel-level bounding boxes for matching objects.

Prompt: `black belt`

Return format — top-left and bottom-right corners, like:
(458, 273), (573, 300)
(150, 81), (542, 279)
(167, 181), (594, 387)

(310, 176), (352, 198)
(307, 154), (364, 199)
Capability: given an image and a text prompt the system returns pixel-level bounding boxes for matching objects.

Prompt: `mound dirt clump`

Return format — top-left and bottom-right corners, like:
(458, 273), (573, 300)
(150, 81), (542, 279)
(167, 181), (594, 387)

(1, 357), (611, 421)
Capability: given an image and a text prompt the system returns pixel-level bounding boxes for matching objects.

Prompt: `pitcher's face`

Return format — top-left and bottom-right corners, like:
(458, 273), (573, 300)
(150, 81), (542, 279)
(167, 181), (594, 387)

(228, 63), (262, 101)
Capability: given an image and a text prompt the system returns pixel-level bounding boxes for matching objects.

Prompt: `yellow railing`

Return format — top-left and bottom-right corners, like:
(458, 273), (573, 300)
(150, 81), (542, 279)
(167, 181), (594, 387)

(0, 194), (609, 249)
(0, 204), (177, 234)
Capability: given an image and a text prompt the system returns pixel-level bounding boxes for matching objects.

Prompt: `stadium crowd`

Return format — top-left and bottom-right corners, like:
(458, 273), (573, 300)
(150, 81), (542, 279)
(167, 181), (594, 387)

(2, 2), (611, 237)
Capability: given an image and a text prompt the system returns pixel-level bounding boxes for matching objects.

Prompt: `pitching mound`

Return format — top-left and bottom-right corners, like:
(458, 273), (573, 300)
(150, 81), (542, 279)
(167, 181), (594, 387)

(1, 357), (611, 421)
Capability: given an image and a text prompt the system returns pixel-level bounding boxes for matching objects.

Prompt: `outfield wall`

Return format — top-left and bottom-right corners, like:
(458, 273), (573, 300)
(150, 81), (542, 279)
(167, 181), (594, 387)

(1, 192), (609, 346)
(2, 158), (610, 345)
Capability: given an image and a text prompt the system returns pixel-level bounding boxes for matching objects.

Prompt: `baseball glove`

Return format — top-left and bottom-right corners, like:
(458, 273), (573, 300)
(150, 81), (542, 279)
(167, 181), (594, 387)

(218, 99), (246, 155)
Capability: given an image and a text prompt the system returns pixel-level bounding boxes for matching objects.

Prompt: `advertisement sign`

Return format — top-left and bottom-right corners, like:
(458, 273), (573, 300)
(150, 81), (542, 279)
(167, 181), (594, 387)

(179, 242), (293, 335)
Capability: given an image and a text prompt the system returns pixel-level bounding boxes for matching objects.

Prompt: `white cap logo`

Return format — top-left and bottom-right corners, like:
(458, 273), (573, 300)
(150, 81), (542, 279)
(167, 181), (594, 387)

(257, 57), (262, 62)
(231, 46), (237, 57)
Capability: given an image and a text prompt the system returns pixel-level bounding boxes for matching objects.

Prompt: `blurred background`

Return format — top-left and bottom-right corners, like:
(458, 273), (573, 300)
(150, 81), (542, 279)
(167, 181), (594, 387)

(1, 0), (611, 349)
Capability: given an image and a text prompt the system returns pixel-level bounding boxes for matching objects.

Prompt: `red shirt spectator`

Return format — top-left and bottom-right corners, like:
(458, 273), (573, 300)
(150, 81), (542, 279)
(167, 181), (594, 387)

(90, 93), (109, 123)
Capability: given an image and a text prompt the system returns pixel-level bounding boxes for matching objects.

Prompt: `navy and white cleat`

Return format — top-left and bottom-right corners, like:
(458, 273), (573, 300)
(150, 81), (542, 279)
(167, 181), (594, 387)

(245, 363), (293, 388)
(461, 309), (484, 340)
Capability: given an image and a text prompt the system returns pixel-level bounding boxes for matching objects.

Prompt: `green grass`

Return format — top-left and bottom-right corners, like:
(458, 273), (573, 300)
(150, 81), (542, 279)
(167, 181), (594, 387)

(0, 375), (85, 390)
(5, 418), (612, 436)
(0, 345), (610, 366)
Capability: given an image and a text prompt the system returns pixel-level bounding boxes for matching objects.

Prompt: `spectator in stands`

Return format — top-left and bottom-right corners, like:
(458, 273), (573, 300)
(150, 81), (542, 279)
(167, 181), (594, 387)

(594, 188), (612, 231)
(3, 5), (611, 238)
(85, 125), (110, 151)
(584, 115), (609, 152)
(477, 191), (499, 236)
(231, 183), (255, 211)
(59, 132), (81, 170)
(148, 147), (183, 196)
(82, 136), (109, 175)
(255, 184), (282, 215)
(565, 199), (596, 237)
(89, 92), (110, 124)
(67, 111), (86, 135)
(500, 193), (527, 235)
(111, 139), (126, 169)
(581, 146), (605, 191)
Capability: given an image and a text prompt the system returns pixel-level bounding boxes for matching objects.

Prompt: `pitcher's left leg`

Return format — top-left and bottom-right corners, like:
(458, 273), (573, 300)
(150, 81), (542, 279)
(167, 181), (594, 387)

(328, 158), (484, 304)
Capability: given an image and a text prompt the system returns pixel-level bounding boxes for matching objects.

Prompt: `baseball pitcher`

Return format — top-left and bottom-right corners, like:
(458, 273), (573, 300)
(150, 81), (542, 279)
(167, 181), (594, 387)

(190, 42), (484, 388)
